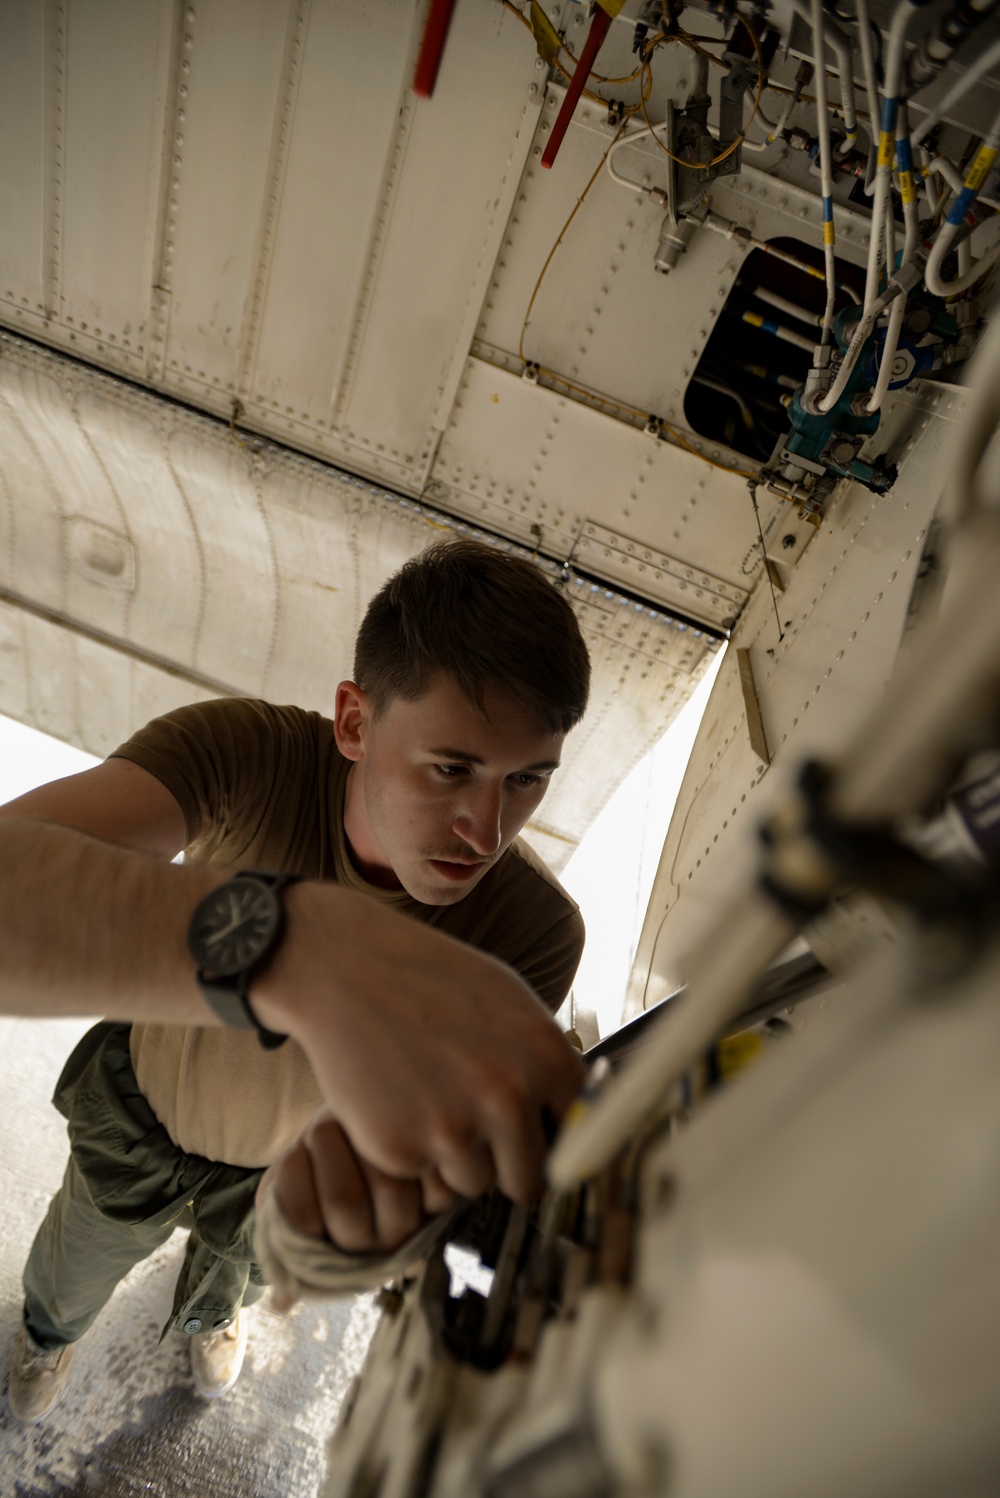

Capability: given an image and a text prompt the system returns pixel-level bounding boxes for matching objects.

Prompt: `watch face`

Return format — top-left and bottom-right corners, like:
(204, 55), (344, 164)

(189, 878), (281, 977)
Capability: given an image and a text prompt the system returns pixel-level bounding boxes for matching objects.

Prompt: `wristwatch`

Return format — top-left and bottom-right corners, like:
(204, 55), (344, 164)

(187, 871), (301, 1049)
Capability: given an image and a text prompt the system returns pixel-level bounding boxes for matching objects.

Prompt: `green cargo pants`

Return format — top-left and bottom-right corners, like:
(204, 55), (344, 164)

(23, 1023), (266, 1351)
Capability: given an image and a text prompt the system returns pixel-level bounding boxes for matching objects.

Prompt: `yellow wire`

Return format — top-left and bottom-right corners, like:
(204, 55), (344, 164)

(503, 0), (653, 104)
(512, 7), (759, 485)
(518, 123), (630, 365)
(639, 12), (765, 171)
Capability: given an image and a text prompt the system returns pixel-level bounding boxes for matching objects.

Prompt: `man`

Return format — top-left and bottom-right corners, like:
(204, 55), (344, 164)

(4, 538), (590, 1421)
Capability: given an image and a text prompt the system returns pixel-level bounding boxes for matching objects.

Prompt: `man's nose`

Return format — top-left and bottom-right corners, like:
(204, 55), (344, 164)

(453, 783), (503, 856)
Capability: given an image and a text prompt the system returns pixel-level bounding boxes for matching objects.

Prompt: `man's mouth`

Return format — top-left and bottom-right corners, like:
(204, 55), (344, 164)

(427, 857), (489, 882)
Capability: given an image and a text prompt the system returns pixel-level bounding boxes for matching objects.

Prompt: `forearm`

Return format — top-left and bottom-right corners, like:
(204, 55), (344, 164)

(0, 817), (224, 1024)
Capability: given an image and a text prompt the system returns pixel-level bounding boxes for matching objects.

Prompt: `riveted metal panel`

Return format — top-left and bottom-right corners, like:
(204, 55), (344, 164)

(57, 0), (171, 366)
(242, 0), (417, 425)
(428, 357), (757, 604)
(154, 0), (293, 399)
(334, 0), (541, 469)
(0, 4), (46, 315)
(626, 384), (970, 1016)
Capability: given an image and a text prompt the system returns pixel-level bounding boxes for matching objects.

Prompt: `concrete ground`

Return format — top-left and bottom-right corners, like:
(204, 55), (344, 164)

(0, 1017), (377, 1498)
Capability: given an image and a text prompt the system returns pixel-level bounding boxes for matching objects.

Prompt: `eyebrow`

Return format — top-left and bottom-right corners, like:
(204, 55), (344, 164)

(429, 747), (562, 773)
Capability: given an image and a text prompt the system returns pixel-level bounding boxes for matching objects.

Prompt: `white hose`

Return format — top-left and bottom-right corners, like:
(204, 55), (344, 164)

(925, 222), (1000, 296)
(605, 123), (667, 196)
(754, 288), (823, 325)
(925, 153), (964, 197)
(816, 257), (922, 413)
(811, 0), (838, 343)
(743, 93), (796, 152)
(864, 0), (923, 312)
(790, 0), (859, 147)
(924, 104), (1000, 297)
(867, 105), (921, 412)
(700, 210), (863, 301)
(854, 0), (882, 192)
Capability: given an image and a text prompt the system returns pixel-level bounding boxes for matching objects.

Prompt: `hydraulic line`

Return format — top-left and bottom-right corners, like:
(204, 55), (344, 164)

(864, 0), (931, 312)
(925, 105), (1000, 296)
(692, 375), (755, 427)
(743, 91), (796, 151)
(791, 0), (858, 149)
(742, 309), (817, 351)
(811, 0), (838, 342)
(922, 148), (1000, 217)
(701, 210), (862, 301)
(855, 0), (882, 191)
(736, 361), (800, 391)
(753, 288), (823, 325)
(605, 128), (655, 195)
(817, 256), (923, 412)
(868, 104), (921, 411)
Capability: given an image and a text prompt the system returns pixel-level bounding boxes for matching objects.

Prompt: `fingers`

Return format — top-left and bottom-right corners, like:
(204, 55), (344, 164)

(476, 1035), (585, 1205)
(272, 1109), (428, 1254)
(432, 1131), (497, 1201)
(420, 1166), (460, 1215)
(362, 1165), (425, 1252)
(271, 1138), (328, 1238)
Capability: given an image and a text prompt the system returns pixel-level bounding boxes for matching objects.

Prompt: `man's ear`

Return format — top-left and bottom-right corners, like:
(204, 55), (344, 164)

(334, 681), (371, 762)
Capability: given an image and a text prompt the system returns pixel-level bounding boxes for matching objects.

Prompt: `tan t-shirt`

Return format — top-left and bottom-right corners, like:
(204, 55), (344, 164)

(114, 698), (584, 1168)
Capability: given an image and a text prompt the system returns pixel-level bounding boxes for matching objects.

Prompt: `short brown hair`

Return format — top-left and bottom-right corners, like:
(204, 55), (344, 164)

(354, 538), (590, 733)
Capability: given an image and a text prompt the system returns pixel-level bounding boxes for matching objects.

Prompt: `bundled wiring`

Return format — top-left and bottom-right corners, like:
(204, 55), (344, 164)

(741, 93), (794, 150)
(867, 103), (921, 412)
(925, 105), (1000, 297)
(501, 0), (644, 108)
(864, 0), (925, 313)
(791, 0), (858, 151)
(810, 0), (838, 343)
(854, 0), (882, 191)
(817, 258), (923, 412)
(638, 12), (766, 171)
(700, 210), (861, 302)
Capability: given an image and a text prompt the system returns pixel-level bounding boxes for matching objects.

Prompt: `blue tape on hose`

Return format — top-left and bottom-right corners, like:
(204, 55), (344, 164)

(947, 186), (977, 226)
(822, 196), (834, 222)
(896, 135), (913, 175)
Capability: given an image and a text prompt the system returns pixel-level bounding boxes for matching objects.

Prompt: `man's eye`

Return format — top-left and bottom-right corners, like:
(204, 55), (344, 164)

(435, 764), (465, 778)
(512, 773), (542, 788)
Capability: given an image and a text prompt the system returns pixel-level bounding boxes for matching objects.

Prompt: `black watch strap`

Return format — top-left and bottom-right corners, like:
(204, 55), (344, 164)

(191, 871), (301, 1050)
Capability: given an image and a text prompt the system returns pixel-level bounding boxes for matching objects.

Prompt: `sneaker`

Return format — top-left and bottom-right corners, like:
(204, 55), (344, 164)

(189, 1308), (249, 1399)
(7, 1325), (76, 1423)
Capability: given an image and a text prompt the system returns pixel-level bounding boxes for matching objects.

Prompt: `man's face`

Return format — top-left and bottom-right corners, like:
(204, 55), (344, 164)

(335, 673), (564, 906)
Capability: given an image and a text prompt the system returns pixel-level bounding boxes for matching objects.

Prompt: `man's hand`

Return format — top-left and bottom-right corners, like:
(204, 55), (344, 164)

(258, 1107), (443, 1253)
(254, 882), (586, 1209)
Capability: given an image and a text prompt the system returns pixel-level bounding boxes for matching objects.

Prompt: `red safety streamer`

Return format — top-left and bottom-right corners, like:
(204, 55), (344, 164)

(541, 1), (617, 170)
(413, 0), (459, 99)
